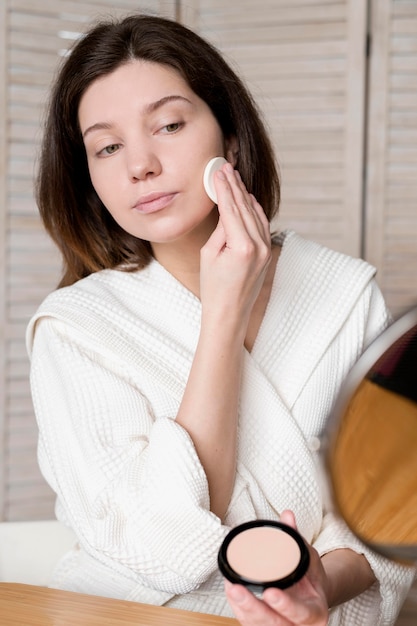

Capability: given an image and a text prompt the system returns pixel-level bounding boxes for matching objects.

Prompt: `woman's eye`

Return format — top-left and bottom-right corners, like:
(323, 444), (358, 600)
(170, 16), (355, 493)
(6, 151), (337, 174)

(164, 122), (181, 133)
(99, 144), (120, 156)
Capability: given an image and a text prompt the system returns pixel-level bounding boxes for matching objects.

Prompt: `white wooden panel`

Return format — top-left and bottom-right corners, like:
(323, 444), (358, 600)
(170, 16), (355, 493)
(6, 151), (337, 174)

(181, 0), (367, 256)
(1, 0), (177, 521)
(365, 0), (417, 317)
(0, 0), (8, 525)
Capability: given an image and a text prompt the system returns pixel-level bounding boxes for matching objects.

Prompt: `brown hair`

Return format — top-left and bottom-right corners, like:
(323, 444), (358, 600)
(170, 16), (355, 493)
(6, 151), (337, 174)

(37, 14), (280, 287)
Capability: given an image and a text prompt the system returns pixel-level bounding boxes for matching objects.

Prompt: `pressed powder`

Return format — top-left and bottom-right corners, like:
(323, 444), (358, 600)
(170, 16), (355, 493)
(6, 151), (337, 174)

(218, 520), (310, 591)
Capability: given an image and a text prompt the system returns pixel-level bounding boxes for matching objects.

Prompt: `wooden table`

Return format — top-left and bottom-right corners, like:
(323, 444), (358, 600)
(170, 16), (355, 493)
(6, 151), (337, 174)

(0, 583), (239, 625)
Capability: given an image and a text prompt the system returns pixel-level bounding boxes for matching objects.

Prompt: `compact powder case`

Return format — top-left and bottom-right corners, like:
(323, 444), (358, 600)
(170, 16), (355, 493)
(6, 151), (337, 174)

(218, 520), (310, 592)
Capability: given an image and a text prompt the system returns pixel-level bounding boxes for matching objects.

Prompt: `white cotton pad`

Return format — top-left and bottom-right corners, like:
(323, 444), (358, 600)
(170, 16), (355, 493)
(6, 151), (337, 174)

(203, 157), (228, 203)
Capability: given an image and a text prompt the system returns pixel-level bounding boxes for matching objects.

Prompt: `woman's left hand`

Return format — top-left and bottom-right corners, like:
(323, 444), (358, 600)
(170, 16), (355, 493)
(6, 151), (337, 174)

(224, 511), (329, 626)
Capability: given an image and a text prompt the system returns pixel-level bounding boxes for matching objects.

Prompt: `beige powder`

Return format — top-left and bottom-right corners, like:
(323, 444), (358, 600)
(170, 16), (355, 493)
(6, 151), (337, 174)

(226, 526), (301, 582)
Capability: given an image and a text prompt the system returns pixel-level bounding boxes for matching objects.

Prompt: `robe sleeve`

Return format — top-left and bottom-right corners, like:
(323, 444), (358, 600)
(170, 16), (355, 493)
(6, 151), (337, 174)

(30, 316), (229, 594)
(313, 512), (416, 626)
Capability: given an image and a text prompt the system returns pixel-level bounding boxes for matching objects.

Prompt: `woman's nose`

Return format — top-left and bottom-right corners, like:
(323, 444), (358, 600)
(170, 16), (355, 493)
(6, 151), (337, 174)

(127, 145), (162, 182)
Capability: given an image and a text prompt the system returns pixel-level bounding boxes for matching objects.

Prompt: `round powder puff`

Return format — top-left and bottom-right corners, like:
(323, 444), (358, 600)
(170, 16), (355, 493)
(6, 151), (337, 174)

(203, 157), (228, 203)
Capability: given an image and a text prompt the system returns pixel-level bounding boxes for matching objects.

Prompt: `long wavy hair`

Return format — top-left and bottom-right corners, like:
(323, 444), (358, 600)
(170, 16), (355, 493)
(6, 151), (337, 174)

(37, 14), (280, 287)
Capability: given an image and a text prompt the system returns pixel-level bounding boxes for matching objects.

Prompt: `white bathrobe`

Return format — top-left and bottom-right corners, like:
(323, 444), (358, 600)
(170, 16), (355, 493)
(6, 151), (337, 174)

(26, 231), (415, 624)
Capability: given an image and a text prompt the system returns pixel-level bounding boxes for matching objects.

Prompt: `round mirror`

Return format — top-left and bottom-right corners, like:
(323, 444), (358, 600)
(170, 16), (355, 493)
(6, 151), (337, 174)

(321, 306), (417, 565)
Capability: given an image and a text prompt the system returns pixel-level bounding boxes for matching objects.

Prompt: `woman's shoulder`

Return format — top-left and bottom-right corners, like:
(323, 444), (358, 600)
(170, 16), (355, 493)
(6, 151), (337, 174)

(26, 264), (161, 351)
(268, 229), (381, 334)
(276, 229), (372, 264)
(35, 263), (161, 313)
(26, 260), (200, 357)
(275, 229), (376, 285)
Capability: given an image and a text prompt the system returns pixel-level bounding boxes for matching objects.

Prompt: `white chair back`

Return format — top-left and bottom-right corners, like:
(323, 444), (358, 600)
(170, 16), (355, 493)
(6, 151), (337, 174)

(0, 520), (76, 585)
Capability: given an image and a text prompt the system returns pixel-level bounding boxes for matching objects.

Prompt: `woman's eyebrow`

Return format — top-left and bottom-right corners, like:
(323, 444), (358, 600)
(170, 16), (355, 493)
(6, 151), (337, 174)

(82, 95), (193, 139)
(82, 121), (112, 139)
(145, 94), (193, 114)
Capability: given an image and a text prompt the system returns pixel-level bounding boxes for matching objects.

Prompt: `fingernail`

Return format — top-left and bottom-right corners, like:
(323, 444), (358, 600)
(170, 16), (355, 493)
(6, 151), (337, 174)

(216, 169), (226, 180)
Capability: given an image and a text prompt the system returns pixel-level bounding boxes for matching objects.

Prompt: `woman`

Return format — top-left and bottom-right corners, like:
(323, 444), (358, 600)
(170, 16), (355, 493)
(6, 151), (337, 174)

(26, 13), (414, 625)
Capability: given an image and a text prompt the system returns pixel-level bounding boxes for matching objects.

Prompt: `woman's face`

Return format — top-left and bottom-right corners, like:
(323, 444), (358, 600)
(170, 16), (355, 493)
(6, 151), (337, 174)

(78, 60), (236, 251)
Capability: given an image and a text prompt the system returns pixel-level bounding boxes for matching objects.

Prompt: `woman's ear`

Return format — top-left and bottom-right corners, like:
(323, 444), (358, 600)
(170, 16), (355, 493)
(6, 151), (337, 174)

(225, 136), (239, 167)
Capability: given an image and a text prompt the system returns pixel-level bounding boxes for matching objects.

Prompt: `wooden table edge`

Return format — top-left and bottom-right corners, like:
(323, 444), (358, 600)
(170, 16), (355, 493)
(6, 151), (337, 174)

(0, 582), (239, 625)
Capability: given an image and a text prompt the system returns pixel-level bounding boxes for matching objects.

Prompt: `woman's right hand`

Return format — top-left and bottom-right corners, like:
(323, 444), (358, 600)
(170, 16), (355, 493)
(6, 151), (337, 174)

(199, 162), (272, 339)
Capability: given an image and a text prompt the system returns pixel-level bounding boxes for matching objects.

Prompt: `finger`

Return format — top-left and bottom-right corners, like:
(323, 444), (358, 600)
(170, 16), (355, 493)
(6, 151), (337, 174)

(279, 509), (297, 530)
(249, 193), (271, 242)
(229, 170), (271, 245)
(263, 587), (328, 625)
(219, 163), (250, 208)
(215, 166), (269, 245)
(224, 581), (290, 626)
(223, 166), (264, 230)
(204, 217), (227, 255)
(215, 165), (253, 220)
(213, 168), (249, 239)
(262, 588), (289, 616)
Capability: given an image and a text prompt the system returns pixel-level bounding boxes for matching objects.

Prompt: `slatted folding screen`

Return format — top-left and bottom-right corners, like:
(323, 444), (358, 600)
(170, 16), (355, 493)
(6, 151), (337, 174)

(182, 0), (367, 257)
(365, 0), (417, 316)
(0, 0), (177, 520)
(0, 0), (416, 520)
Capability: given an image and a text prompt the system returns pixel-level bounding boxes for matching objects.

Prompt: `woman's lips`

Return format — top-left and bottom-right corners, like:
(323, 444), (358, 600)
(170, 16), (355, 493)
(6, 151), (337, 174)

(133, 192), (177, 214)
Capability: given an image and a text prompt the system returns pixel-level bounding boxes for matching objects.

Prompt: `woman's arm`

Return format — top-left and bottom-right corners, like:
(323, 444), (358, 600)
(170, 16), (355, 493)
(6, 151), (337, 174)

(30, 319), (228, 593)
(321, 548), (376, 610)
(175, 163), (272, 520)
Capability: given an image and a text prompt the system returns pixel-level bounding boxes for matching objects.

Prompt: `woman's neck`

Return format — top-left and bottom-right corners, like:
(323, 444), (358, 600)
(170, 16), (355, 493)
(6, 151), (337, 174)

(151, 237), (204, 298)
(150, 209), (219, 298)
